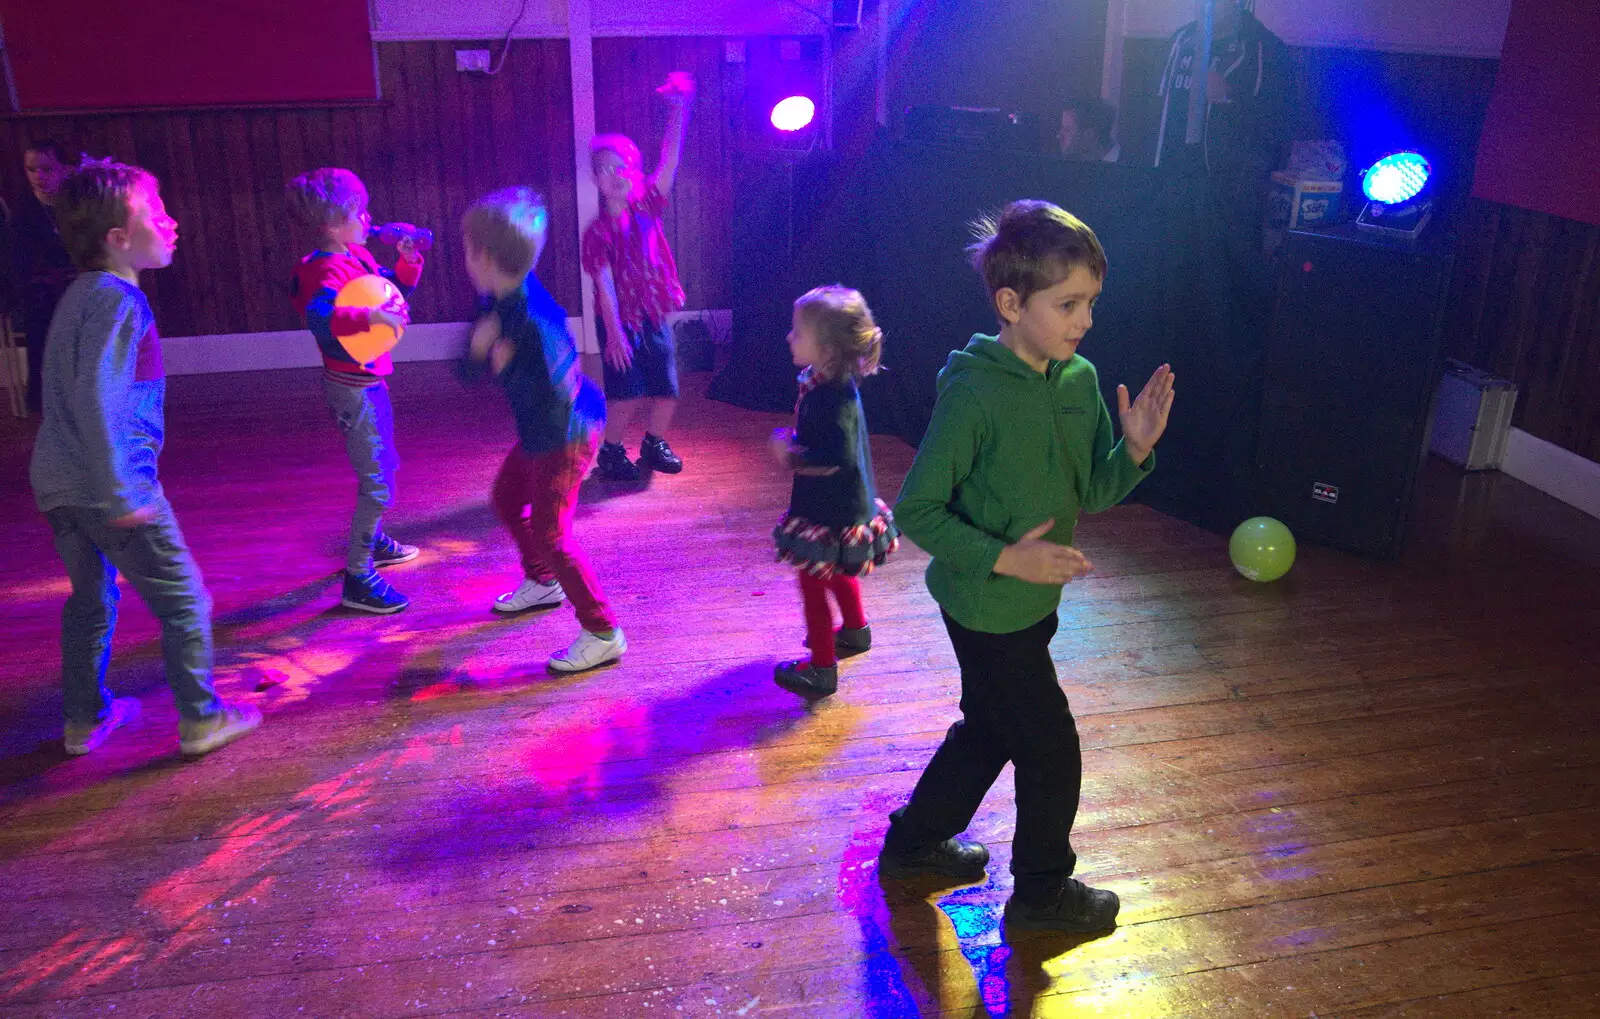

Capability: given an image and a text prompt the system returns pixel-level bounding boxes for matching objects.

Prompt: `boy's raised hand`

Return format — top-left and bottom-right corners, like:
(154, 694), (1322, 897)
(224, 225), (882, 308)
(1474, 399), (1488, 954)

(657, 71), (696, 104)
(994, 519), (1095, 586)
(1117, 363), (1176, 465)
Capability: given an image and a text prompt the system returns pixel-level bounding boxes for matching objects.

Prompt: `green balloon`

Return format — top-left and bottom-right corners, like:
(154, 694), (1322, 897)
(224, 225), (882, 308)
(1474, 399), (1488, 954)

(1229, 517), (1296, 582)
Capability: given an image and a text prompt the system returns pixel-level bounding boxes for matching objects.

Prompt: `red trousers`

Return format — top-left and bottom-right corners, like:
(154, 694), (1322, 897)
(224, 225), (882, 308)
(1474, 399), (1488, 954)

(799, 570), (867, 668)
(491, 440), (617, 633)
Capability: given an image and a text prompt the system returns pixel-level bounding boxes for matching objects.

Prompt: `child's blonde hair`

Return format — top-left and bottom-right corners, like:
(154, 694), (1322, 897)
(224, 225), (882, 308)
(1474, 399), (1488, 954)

(285, 167), (369, 233)
(463, 187), (549, 278)
(794, 285), (883, 382)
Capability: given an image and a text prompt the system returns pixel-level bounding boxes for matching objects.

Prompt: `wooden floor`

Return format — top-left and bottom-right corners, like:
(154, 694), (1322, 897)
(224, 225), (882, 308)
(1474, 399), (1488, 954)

(0, 363), (1596, 1018)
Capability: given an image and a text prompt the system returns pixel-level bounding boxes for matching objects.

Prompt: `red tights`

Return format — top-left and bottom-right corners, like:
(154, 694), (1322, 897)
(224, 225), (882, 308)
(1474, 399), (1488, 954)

(799, 570), (868, 668)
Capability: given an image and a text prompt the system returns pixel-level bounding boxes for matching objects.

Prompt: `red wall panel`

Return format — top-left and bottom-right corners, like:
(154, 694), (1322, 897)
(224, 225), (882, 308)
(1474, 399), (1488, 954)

(0, 0), (375, 110)
(1472, 0), (1600, 227)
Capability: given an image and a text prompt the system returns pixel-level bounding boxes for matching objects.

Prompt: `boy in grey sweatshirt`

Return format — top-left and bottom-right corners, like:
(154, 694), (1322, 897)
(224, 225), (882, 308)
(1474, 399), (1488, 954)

(29, 159), (260, 758)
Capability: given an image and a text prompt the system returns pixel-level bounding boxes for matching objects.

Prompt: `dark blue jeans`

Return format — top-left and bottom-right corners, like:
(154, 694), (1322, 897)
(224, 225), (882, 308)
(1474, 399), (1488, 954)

(46, 498), (220, 725)
(887, 609), (1082, 904)
(323, 378), (399, 573)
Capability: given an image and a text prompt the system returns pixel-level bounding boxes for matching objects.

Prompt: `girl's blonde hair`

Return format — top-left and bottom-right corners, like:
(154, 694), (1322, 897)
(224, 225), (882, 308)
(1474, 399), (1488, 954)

(794, 284), (883, 382)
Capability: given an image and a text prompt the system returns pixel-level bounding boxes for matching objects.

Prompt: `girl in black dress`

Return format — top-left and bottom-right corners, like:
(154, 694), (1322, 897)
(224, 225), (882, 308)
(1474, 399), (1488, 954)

(770, 286), (898, 696)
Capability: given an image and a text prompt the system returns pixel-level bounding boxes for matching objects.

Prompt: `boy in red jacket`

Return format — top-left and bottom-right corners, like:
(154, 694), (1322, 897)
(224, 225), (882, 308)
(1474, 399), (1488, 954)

(287, 168), (423, 613)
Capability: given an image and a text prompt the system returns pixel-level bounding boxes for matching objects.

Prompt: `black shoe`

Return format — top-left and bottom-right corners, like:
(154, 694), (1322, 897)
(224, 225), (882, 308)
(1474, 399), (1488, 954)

(638, 433), (683, 474)
(595, 442), (642, 482)
(774, 660), (838, 697)
(835, 626), (871, 657)
(371, 533), (419, 567)
(1004, 878), (1120, 933)
(878, 835), (990, 882)
(803, 625), (873, 657)
(341, 568), (409, 614)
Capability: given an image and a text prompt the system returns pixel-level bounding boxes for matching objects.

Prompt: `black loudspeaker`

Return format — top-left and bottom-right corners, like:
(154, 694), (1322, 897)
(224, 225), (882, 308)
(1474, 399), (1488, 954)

(711, 152), (853, 412)
(903, 105), (1042, 152)
(1255, 226), (1454, 557)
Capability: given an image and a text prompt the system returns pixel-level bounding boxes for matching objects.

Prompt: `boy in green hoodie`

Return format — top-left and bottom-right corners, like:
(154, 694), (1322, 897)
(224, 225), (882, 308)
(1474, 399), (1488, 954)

(878, 200), (1175, 933)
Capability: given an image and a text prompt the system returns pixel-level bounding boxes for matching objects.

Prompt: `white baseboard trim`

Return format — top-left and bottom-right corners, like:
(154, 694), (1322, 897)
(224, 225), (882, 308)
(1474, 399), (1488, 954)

(161, 321), (475, 376)
(161, 310), (731, 376)
(1502, 427), (1600, 520)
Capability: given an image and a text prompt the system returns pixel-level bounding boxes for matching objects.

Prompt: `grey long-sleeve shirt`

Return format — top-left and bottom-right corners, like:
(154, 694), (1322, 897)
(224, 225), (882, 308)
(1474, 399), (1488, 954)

(30, 271), (167, 518)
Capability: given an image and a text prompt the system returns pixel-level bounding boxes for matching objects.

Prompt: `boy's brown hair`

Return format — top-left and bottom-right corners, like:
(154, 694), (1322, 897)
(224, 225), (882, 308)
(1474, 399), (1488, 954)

(55, 158), (155, 270)
(462, 187), (549, 279)
(285, 167), (369, 233)
(967, 200), (1107, 312)
(25, 138), (71, 163)
(795, 285), (884, 382)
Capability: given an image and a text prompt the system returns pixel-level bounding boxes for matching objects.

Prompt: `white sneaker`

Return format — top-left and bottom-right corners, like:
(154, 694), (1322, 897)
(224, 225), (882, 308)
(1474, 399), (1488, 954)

(64, 696), (142, 755)
(493, 579), (564, 614)
(179, 702), (263, 757)
(548, 627), (627, 673)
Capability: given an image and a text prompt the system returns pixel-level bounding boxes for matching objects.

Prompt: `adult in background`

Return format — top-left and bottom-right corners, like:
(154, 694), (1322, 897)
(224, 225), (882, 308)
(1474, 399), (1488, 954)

(1153, 0), (1292, 257)
(1058, 97), (1120, 163)
(11, 139), (77, 414)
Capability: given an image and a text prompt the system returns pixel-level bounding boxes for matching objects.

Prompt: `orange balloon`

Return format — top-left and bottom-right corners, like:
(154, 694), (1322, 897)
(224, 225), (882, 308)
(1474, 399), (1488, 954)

(333, 274), (407, 364)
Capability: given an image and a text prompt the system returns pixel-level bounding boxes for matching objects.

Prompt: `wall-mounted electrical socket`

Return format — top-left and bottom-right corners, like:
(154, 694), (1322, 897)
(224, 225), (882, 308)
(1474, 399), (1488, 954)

(455, 49), (491, 73)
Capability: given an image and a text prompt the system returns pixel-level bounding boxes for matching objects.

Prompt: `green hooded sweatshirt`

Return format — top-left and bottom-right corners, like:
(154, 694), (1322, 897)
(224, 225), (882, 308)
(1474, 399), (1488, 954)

(894, 335), (1155, 634)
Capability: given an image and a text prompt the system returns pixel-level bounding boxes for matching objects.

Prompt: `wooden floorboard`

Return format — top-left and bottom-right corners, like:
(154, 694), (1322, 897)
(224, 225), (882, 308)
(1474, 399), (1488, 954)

(0, 364), (1596, 1018)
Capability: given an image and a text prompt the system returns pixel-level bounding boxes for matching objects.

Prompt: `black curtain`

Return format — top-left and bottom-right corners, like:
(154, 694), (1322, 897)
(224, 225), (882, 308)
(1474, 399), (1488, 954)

(714, 140), (1264, 534)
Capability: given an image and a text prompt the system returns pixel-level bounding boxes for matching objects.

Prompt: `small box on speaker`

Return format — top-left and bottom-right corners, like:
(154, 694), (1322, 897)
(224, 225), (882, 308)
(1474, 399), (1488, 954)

(1269, 171), (1343, 229)
(1429, 360), (1517, 471)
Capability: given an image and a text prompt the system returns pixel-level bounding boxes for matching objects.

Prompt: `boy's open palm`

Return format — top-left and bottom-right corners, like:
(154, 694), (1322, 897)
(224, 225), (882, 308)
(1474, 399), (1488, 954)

(995, 519), (1094, 586)
(1117, 364), (1175, 463)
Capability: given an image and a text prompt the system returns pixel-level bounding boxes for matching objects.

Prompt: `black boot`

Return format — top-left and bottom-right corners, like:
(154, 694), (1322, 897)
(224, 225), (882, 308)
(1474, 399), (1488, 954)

(638, 433), (683, 474)
(1004, 878), (1120, 933)
(596, 441), (642, 482)
(774, 659), (838, 696)
(835, 625), (872, 657)
(878, 808), (990, 882)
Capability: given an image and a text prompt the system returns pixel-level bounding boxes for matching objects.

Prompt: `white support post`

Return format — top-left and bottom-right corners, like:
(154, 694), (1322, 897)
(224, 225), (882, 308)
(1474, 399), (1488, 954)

(568, 0), (600, 359)
(1101, 0), (1128, 106)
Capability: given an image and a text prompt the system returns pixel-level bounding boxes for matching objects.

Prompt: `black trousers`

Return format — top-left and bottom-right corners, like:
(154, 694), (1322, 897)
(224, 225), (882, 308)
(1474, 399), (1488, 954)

(24, 303), (51, 414)
(888, 609), (1082, 904)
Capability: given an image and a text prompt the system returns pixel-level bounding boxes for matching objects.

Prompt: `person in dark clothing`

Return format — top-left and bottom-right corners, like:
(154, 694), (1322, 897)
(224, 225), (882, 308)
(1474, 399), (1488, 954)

(770, 285), (899, 697)
(12, 139), (77, 414)
(1154, 1), (1292, 174)
(1058, 97), (1120, 163)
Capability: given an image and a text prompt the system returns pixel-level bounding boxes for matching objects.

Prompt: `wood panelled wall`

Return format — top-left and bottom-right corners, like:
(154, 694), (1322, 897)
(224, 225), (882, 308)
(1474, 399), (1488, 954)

(592, 37), (741, 313)
(1445, 200), (1600, 462)
(0, 40), (579, 336)
(1117, 38), (1599, 463)
(0, 36), (753, 337)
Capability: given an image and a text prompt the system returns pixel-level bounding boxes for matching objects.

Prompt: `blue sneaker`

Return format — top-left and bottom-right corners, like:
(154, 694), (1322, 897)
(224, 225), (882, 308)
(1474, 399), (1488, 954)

(372, 533), (419, 567)
(341, 568), (409, 614)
